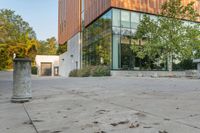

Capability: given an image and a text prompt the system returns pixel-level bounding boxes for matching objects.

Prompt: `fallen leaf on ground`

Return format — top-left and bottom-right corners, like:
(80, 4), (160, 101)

(129, 123), (140, 128)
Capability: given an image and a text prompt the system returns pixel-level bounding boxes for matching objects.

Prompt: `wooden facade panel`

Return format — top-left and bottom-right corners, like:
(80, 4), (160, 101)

(84, 0), (111, 26)
(84, 0), (200, 27)
(111, 0), (200, 20)
(58, 0), (81, 44)
(59, 0), (200, 43)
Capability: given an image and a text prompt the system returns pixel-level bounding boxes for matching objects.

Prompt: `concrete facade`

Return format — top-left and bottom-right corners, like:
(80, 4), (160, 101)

(35, 55), (59, 76)
(59, 33), (81, 77)
(111, 70), (198, 78)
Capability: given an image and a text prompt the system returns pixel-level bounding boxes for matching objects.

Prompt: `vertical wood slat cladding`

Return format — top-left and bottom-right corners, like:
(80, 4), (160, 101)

(84, 0), (200, 27)
(84, 0), (111, 26)
(58, 0), (200, 43)
(58, 0), (81, 44)
(111, 0), (200, 20)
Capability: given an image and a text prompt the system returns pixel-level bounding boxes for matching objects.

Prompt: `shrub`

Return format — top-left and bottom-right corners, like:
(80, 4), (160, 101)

(78, 67), (91, 77)
(69, 69), (79, 77)
(69, 66), (110, 77)
(91, 66), (110, 77)
(31, 66), (38, 75)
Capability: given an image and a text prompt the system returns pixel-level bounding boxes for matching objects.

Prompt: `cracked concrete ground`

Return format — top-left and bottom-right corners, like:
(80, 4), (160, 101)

(0, 71), (200, 133)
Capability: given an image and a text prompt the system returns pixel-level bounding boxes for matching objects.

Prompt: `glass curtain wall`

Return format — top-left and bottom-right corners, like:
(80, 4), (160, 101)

(112, 8), (165, 70)
(83, 10), (112, 67)
(83, 8), (198, 71)
(112, 9), (140, 70)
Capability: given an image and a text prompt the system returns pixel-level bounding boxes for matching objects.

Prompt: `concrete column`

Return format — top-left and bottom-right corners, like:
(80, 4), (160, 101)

(197, 63), (200, 79)
(11, 58), (32, 103)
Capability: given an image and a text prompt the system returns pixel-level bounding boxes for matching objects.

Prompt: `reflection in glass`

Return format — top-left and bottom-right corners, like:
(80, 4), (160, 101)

(121, 28), (131, 36)
(83, 10), (112, 67)
(113, 35), (120, 69)
(112, 9), (120, 27)
(130, 29), (137, 36)
(112, 27), (121, 35)
(83, 8), (171, 70)
(120, 42), (134, 70)
(131, 12), (140, 29)
(121, 10), (130, 28)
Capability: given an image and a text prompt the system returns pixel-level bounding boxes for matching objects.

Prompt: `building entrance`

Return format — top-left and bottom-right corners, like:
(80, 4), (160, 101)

(41, 63), (52, 76)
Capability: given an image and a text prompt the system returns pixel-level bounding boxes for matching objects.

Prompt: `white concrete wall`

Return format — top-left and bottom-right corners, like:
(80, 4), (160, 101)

(59, 33), (81, 77)
(111, 70), (198, 78)
(35, 55), (59, 76)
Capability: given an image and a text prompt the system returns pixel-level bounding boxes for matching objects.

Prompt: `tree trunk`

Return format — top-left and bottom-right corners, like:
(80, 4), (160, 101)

(167, 53), (173, 72)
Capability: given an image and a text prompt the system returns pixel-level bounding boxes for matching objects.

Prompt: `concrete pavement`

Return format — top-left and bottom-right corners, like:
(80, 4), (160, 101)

(0, 71), (200, 133)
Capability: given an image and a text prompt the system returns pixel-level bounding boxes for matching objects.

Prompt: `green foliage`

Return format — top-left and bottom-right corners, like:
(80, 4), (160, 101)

(0, 9), (39, 70)
(57, 43), (67, 55)
(133, 0), (200, 71)
(69, 69), (79, 77)
(78, 67), (91, 77)
(69, 66), (110, 77)
(0, 44), (9, 70)
(37, 37), (58, 55)
(91, 66), (110, 77)
(173, 59), (196, 70)
(0, 9), (59, 70)
(31, 66), (38, 75)
(0, 9), (36, 43)
(47, 37), (57, 55)
(69, 67), (91, 77)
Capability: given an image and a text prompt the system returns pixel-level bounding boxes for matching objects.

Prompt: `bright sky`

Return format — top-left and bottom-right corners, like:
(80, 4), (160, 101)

(0, 0), (58, 41)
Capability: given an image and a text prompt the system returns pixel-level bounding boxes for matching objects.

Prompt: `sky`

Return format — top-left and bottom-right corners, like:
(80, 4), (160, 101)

(0, 0), (58, 41)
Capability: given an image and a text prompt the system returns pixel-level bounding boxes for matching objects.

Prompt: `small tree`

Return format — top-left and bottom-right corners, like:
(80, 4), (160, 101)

(132, 0), (200, 71)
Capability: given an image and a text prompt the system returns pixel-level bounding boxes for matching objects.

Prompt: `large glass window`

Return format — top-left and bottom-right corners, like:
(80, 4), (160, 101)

(112, 9), (120, 27)
(121, 11), (130, 28)
(131, 12), (140, 29)
(81, 0), (84, 12)
(112, 27), (120, 35)
(83, 10), (112, 67)
(84, 8), (173, 70)
(121, 28), (131, 36)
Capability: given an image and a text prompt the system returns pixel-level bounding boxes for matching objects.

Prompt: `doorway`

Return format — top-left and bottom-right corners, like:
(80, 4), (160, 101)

(41, 62), (52, 76)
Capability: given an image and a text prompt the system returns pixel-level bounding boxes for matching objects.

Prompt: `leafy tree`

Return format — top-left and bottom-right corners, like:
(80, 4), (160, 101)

(47, 37), (57, 55)
(0, 9), (38, 70)
(57, 43), (67, 55)
(37, 37), (58, 55)
(132, 0), (200, 71)
(37, 41), (49, 55)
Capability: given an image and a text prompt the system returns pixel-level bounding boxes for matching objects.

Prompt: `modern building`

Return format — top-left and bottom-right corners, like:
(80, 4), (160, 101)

(58, 0), (200, 75)
(35, 55), (59, 76)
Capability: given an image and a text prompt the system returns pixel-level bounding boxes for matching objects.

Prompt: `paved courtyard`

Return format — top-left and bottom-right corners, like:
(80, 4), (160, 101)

(0, 71), (200, 133)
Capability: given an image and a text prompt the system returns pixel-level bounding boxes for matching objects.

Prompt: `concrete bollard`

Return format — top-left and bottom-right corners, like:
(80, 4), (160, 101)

(11, 58), (32, 103)
(193, 59), (200, 79)
(197, 63), (200, 79)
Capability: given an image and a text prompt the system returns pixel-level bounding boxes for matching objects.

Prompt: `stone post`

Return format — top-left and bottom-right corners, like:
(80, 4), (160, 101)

(197, 63), (200, 79)
(11, 58), (32, 103)
(193, 59), (200, 79)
